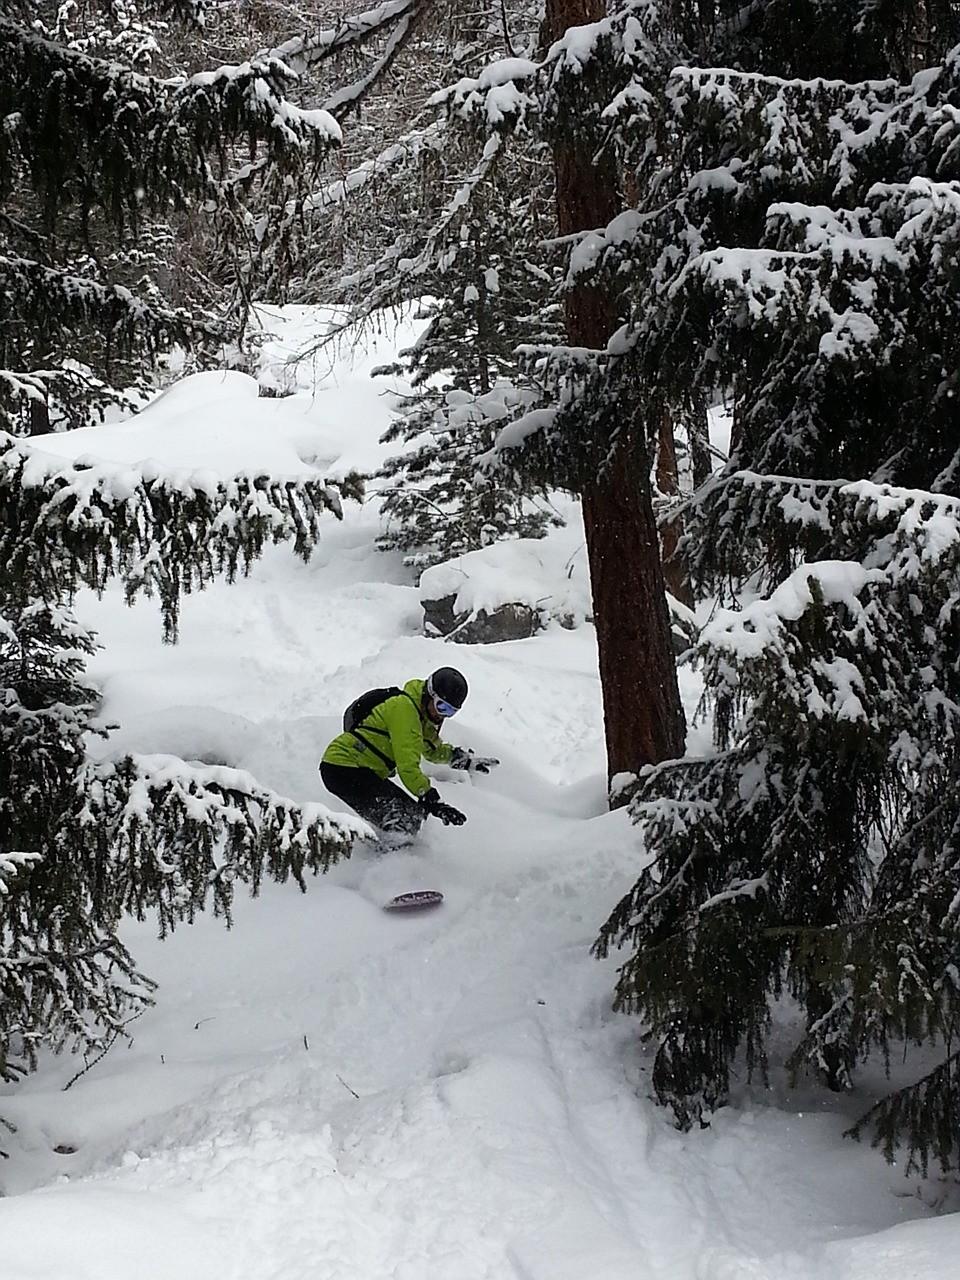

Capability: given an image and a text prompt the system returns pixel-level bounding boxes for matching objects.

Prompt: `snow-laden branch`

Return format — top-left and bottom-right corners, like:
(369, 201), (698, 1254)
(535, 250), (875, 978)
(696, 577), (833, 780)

(0, 254), (222, 344)
(264, 0), (418, 74)
(694, 474), (960, 731)
(303, 120), (446, 213)
(0, 369), (47, 408)
(432, 0), (674, 135)
(681, 178), (960, 307)
(435, 56), (539, 129)
(77, 753), (368, 931)
(174, 56), (342, 147)
(667, 46), (960, 198)
(331, 131), (508, 326)
(0, 17), (341, 232)
(0, 850), (41, 895)
(0, 423), (360, 640)
(321, 5), (417, 120)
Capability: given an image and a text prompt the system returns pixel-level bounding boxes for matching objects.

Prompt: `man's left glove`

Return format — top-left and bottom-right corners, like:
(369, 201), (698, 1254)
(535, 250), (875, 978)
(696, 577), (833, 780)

(449, 747), (501, 775)
(419, 786), (467, 826)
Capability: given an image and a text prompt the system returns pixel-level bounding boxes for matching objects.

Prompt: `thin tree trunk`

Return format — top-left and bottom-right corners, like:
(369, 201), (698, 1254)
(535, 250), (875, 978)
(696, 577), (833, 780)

(29, 398), (50, 436)
(546, 0), (685, 797)
(688, 395), (712, 491)
(728, 390), (743, 462)
(656, 409), (693, 607)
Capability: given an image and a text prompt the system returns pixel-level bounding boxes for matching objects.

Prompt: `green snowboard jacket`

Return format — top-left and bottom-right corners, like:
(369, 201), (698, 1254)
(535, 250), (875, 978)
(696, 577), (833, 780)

(322, 678), (454, 798)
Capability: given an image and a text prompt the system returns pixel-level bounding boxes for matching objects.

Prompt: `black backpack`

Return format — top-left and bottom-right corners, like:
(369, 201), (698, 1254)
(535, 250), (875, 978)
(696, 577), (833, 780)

(342, 686), (404, 733)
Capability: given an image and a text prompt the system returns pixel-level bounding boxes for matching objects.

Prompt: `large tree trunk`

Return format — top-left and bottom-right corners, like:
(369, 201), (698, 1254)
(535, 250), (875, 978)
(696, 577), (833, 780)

(546, 0), (685, 797)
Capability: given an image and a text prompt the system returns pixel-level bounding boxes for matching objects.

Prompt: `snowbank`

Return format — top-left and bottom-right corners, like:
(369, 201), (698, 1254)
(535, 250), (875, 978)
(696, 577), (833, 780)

(24, 305), (426, 488)
(823, 1215), (960, 1280)
(27, 369), (362, 487)
(247, 303), (423, 478)
(419, 508), (591, 635)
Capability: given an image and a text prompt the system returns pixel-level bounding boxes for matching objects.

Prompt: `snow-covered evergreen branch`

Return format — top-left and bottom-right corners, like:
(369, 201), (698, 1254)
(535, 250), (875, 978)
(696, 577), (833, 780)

(596, 471), (960, 1162)
(0, 431), (360, 640)
(77, 753), (364, 933)
(0, 254), (221, 350)
(0, 20), (339, 223)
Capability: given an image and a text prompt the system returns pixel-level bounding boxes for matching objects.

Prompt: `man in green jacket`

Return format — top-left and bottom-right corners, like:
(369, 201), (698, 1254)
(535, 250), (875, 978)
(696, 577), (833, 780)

(320, 667), (499, 837)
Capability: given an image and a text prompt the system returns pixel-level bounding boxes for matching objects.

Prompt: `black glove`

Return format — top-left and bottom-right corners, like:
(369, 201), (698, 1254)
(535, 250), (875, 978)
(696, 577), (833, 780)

(419, 787), (467, 826)
(449, 747), (500, 775)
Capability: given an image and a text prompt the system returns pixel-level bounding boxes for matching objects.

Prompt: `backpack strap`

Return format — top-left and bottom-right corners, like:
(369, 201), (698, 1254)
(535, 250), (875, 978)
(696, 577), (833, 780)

(348, 728), (396, 771)
(348, 690), (424, 773)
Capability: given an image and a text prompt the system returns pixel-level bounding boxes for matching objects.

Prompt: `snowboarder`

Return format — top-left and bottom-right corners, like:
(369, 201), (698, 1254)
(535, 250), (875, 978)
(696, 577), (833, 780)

(319, 667), (499, 837)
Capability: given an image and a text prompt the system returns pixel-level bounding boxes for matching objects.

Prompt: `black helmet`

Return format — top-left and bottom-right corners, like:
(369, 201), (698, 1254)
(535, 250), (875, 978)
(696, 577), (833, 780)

(426, 667), (468, 713)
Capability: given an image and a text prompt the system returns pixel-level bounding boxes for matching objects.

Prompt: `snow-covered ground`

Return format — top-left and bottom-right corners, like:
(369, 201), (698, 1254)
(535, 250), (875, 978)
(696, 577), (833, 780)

(1, 309), (957, 1278)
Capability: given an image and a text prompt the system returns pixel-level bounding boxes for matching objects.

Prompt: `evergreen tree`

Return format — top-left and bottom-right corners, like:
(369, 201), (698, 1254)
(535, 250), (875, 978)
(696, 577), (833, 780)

(374, 176), (563, 574)
(425, 0), (689, 784)
(583, 2), (960, 1175)
(0, 597), (147, 1084)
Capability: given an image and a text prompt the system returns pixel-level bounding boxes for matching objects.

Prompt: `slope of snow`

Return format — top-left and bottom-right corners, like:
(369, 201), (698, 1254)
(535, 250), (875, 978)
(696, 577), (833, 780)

(1, 308), (956, 1279)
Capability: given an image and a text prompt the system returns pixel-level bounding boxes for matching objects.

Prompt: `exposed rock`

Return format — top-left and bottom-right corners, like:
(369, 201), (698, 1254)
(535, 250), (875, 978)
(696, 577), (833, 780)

(422, 594), (543, 644)
(422, 593), (459, 639)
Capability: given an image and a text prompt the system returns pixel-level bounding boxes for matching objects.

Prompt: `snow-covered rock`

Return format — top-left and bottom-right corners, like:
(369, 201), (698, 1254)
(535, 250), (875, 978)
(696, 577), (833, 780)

(419, 512), (591, 643)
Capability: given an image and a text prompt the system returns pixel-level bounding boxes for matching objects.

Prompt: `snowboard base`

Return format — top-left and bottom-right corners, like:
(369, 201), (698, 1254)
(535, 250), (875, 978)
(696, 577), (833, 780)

(382, 890), (444, 912)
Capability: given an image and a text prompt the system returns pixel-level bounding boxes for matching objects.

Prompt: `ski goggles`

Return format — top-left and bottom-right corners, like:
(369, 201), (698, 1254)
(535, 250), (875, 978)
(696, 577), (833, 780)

(433, 696), (459, 718)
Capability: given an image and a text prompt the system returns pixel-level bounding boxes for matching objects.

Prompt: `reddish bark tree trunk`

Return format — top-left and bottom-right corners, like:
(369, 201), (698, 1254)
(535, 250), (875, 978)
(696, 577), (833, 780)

(546, 0), (685, 796)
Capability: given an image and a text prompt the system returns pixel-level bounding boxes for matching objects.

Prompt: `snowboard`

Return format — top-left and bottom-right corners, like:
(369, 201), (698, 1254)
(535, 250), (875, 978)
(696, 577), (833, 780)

(382, 890), (444, 912)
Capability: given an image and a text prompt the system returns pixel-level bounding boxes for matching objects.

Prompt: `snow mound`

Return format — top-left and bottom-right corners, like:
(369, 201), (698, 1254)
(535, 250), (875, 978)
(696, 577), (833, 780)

(24, 370), (359, 485)
(419, 511), (591, 629)
(23, 302), (431, 488)
(823, 1215), (960, 1280)
(246, 303), (425, 477)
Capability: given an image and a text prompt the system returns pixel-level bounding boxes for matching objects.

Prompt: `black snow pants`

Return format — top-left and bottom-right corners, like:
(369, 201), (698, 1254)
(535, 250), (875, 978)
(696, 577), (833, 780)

(319, 761), (424, 836)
